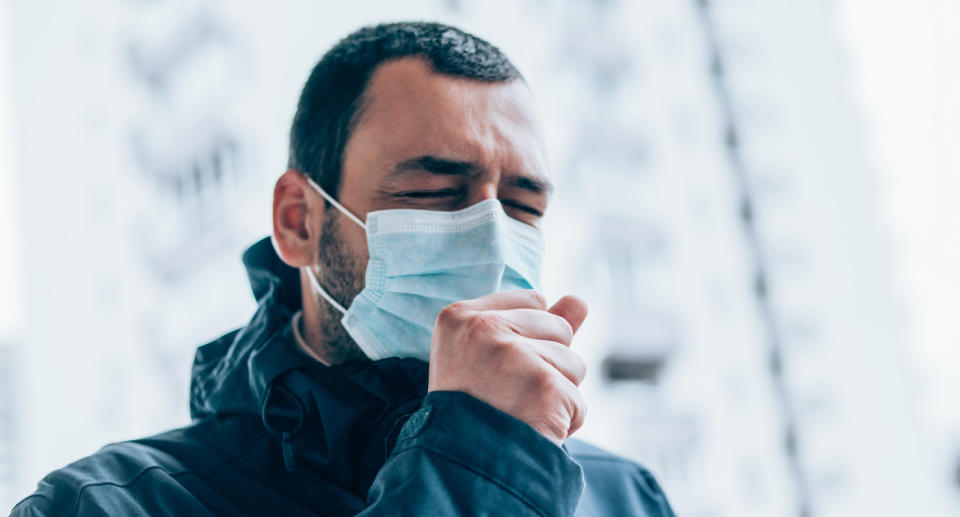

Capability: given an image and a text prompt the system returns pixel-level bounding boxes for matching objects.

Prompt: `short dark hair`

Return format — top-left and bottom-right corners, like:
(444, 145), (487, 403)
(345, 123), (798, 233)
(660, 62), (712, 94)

(288, 21), (523, 198)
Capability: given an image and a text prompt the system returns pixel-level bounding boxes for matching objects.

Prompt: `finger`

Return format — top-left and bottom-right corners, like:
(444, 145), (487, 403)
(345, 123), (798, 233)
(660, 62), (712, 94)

(464, 290), (548, 311)
(545, 369), (587, 439)
(496, 308), (574, 345)
(564, 379), (587, 438)
(524, 337), (587, 386)
(548, 295), (588, 335)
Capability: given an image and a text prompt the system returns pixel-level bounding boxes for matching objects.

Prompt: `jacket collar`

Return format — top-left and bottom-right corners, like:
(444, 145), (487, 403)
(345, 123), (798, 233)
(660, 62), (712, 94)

(242, 236), (302, 310)
(189, 237), (429, 492)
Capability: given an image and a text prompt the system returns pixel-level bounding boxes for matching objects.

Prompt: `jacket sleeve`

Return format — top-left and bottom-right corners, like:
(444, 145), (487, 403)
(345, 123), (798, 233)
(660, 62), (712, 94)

(9, 495), (50, 517)
(360, 391), (585, 517)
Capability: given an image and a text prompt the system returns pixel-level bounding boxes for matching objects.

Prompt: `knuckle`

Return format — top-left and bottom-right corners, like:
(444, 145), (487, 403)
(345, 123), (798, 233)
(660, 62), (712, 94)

(436, 302), (470, 326)
(465, 312), (499, 338)
(531, 367), (558, 394)
(487, 335), (525, 364)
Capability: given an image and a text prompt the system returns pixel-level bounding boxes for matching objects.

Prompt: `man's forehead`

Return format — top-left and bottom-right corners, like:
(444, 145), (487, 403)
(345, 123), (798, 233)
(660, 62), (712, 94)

(350, 57), (549, 181)
(360, 57), (534, 117)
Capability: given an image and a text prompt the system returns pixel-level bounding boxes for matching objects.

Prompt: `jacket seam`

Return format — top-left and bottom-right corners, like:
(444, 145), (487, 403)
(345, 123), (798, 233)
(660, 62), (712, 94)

(573, 453), (641, 465)
(390, 443), (552, 517)
(10, 493), (55, 513)
(61, 465), (184, 517)
(27, 442), (256, 517)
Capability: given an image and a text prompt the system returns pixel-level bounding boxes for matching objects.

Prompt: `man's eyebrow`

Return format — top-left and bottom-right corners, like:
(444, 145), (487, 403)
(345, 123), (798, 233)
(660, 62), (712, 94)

(504, 174), (553, 195)
(388, 154), (554, 194)
(390, 156), (479, 177)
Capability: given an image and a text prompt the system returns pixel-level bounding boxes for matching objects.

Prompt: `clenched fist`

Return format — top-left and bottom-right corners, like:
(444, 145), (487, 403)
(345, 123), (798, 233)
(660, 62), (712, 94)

(428, 290), (589, 446)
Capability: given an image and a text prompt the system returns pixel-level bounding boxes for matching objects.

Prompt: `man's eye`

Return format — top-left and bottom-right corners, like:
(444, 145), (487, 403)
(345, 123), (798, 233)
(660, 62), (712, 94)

(396, 189), (459, 198)
(501, 199), (543, 217)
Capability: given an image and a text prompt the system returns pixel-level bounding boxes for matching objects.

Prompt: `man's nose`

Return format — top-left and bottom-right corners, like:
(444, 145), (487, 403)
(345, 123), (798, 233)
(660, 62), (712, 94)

(465, 181), (499, 207)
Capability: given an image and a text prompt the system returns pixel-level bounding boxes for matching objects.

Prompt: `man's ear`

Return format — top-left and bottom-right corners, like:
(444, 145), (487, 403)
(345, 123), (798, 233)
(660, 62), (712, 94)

(272, 169), (321, 268)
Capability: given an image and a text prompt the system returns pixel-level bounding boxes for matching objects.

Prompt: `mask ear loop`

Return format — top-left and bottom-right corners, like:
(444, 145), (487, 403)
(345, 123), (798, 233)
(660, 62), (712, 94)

(305, 266), (348, 315)
(304, 176), (367, 230)
(301, 175), (361, 315)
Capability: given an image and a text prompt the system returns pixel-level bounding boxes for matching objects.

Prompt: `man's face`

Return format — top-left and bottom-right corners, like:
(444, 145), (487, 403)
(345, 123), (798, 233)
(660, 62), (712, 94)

(304, 57), (552, 358)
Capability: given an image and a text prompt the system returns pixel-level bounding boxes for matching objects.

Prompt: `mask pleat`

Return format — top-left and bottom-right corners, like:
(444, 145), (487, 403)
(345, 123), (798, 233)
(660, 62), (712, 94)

(319, 199), (543, 361)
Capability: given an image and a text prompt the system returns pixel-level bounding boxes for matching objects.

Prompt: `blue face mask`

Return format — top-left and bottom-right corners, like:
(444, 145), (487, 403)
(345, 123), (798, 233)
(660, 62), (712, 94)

(304, 177), (544, 361)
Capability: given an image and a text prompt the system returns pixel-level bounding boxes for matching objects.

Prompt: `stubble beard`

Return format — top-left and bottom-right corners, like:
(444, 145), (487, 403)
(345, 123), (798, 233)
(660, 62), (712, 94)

(314, 207), (370, 363)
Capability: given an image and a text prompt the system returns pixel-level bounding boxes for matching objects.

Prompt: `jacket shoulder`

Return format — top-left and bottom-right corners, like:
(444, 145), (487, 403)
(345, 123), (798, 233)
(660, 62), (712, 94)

(10, 424), (232, 517)
(566, 438), (676, 517)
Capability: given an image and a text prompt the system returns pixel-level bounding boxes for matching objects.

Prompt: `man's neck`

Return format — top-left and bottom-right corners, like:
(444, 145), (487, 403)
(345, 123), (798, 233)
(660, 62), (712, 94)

(298, 278), (372, 365)
(291, 311), (331, 365)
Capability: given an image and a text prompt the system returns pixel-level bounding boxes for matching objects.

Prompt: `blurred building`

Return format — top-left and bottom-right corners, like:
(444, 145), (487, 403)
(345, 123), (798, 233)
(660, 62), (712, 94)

(0, 1), (956, 516)
(533, 2), (951, 516)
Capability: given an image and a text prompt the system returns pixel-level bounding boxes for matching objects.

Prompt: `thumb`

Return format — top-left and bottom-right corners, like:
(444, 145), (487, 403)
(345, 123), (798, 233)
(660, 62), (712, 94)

(548, 295), (589, 336)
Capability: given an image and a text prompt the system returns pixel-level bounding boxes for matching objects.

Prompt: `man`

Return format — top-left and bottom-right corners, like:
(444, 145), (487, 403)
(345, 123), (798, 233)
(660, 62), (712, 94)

(12, 22), (674, 516)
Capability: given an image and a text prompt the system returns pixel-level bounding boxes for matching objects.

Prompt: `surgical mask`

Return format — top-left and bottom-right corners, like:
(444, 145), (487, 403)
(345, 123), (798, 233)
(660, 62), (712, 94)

(303, 177), (544, 361)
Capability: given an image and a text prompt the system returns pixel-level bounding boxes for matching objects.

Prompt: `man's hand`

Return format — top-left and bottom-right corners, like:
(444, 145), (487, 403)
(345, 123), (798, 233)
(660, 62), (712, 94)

(428, 290), (589, 446)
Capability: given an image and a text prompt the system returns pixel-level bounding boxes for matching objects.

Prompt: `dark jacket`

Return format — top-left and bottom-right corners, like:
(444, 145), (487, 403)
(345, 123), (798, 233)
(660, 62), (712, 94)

(11, 238), (675, 516)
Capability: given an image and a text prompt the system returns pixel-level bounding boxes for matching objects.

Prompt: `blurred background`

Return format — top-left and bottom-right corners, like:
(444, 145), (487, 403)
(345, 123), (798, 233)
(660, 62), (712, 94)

(0, 0), (957, 515)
